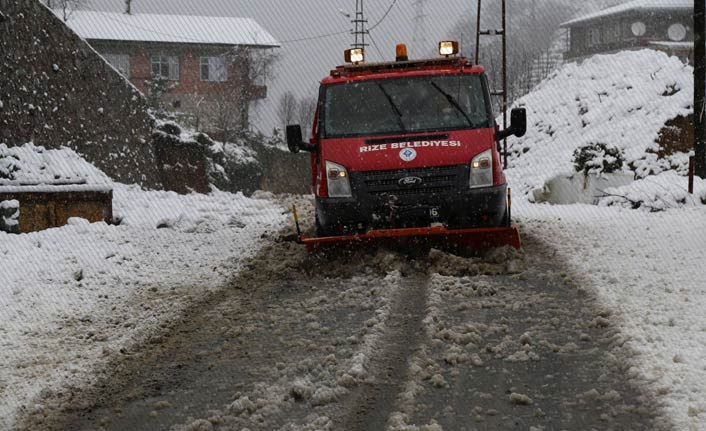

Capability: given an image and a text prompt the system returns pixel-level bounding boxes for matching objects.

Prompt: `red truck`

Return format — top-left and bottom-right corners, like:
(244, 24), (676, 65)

(287, 42), (526, 251)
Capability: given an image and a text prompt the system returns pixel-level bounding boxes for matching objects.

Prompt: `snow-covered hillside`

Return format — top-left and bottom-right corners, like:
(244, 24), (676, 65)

(505, 50), (703, 208)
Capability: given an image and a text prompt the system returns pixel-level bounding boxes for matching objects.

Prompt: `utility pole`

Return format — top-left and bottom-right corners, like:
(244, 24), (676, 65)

(413, 0), (427, 53)
(352, 0), (369, 49)
(696, 0), (706, 178)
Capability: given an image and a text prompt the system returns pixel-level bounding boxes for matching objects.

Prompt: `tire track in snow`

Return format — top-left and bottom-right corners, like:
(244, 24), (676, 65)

(334, 274), (429, 431)
(34, 233), (414, 431)
(386, 234), (670, 431)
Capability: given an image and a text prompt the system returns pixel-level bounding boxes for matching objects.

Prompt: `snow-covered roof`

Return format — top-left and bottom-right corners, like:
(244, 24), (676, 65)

(561, 0), (694, 27)
(0, 144), (112, 193)
(63, 11), (280, 48)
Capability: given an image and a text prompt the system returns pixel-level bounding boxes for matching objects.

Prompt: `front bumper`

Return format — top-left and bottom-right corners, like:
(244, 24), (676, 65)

(316, 165), (507, 234)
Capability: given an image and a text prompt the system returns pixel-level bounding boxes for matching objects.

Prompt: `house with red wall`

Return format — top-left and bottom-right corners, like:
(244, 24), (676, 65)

(64, 10), (279, 137)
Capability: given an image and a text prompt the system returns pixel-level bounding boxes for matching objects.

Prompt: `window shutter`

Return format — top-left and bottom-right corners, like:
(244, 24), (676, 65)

(201, 58), (209, 81)
(168, 56), (180, 81)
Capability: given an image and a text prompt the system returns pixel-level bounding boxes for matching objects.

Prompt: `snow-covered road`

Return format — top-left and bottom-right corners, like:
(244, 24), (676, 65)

(27, 219), (667, 431)
(3, 191), (705, 431)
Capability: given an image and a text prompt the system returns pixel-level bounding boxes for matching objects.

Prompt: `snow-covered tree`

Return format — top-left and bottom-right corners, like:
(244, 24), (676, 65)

(209, 47), (278, 141)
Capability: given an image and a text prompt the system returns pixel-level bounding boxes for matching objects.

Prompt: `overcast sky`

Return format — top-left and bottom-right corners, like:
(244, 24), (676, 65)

(83, 0), (618, 134)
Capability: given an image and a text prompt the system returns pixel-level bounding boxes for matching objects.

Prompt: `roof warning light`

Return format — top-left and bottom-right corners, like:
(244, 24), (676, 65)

(396, 44), (409, 62)
(439, 41), (459, 57)
(345, 48), (365, 64)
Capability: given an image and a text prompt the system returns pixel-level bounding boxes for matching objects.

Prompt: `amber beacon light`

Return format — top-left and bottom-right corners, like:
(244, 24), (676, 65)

(396, 44), (409, 62)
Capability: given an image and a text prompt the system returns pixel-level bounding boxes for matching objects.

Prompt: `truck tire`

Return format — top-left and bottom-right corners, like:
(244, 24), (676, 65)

(315, 215), (333, 237)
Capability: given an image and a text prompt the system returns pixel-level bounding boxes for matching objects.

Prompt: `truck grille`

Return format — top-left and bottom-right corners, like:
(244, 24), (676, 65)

(361, 165), (462, 197)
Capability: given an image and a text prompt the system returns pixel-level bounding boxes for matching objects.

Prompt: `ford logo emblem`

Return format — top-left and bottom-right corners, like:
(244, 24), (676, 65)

(398, 176), (423, 187)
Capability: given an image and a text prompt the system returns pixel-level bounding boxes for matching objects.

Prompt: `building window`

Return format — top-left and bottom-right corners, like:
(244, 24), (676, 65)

(200, 56), (228, 82)
(603, 22), (620, 43)
(588, 28), (601, 47)
(151, 55), (180, 81)
(104, 54), (130, 78)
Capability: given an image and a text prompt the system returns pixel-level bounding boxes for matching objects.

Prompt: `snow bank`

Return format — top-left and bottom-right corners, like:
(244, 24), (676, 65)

(0, 184), (284, 429)
(599, 171), (706, 211)
(0, 143), (111, 189)
(519, 202), (706, 430)
(505, 50), (693, 201)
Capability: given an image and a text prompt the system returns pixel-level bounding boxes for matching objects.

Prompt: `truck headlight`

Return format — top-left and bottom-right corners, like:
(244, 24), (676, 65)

(326, 161), (352, 198)
(470, 149), (493, 189)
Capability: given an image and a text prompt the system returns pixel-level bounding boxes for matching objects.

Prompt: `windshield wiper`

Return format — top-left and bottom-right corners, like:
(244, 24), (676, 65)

(376, 83), (407, 133)
(429, 81), (475, 128)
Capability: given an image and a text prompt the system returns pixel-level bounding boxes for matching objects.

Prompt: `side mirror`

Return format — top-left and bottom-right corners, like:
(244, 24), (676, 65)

(286, 125), (303, 154)
(286, 124), (317, 153)
(496, 108), (527, 141)
(510, 108), (527, 138)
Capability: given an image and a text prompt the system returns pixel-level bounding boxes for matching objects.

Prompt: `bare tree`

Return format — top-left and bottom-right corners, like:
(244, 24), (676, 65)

(208, 47), (279, 142)
(46, 0), (85, 21)
(278, 92), (298, 133)
(297, 96), (317, 138)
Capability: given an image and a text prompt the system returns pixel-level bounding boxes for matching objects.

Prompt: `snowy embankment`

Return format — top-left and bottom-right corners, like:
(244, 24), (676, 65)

(506, 49), (702, 207)
(519, 202), (706, 430)
(504, 49), (706, 429)
(0, 184), (285, 429)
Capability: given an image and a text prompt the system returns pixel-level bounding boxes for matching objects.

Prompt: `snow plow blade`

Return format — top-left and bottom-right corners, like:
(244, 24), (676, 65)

(299, 225), (521, 252)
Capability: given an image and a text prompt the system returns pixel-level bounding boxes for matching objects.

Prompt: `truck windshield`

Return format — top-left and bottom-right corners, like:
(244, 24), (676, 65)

(322, 75), (490, 138)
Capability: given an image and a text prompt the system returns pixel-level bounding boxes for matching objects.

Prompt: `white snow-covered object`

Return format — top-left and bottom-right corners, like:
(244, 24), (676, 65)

(533, 172), (635, 205)
(0, 199), (20, 232)
(0, 143), (112, 193)
(503, 50), (693, 198)
(599, 171), (706, 211)
(63, 11), (279, 48)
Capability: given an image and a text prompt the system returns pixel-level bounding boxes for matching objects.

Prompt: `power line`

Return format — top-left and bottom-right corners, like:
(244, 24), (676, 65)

(352, 0), (369, 48)
(368, 0), (398, 31)
(282, 0), (396, 44)
(367, 32), (385, 60)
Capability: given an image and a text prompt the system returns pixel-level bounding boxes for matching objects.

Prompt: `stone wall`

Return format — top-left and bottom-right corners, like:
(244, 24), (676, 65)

(0, 0), (161, 187)
(0, 190), (112, 232)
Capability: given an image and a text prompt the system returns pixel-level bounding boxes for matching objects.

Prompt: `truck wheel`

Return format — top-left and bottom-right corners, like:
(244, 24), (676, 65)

(501, 204), (511, 227)
(315, 215), (332, 237)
